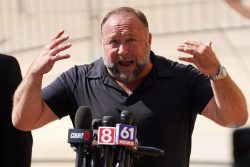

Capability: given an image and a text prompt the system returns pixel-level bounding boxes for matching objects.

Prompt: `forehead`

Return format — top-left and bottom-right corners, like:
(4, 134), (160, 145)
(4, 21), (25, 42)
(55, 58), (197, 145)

(102, 12), (146, 36)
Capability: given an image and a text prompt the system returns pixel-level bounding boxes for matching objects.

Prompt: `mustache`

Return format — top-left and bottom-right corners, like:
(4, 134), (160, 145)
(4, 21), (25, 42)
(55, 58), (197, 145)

(117, 55), (136, 61)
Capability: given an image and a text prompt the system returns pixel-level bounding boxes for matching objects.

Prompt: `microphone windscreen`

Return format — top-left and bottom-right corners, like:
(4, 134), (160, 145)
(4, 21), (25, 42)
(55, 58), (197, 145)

(102, 116), (115, 126)
(92, 119), (102, 129)
(74, 106), (92, 129)
(121, 110), (133, 125)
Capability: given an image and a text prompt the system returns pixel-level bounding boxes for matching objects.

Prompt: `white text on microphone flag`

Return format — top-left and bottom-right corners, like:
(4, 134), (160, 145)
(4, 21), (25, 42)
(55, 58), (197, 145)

(68, 129), (93, 144)
(115, 124), (137, 147)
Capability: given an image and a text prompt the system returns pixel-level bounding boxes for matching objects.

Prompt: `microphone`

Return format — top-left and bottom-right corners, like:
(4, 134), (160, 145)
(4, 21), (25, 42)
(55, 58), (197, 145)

(91, 119), (103, 167)
(116, 110), (164, 166)
(68, 106), (92, 167)
(98, 116), (116, 167)
(92, 118), (102, 146)
(120, 110), (133, 125)
(116, 110), (136, 167)
(132, 146), (164, 157)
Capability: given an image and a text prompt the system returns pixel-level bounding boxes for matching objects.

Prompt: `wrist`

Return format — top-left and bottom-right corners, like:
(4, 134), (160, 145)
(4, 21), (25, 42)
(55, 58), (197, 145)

(208, 66), (228, 81)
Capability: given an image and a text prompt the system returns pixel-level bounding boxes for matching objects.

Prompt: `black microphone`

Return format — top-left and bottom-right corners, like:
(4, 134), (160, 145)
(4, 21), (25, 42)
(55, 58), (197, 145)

(92, 119), (102, 145)
(233, 127), (250, 167)
(68, 106), (92, 167)
(102, 116), (115, 167)
(91, 119), (103, 167)
(132, 146), (164, 157)
(120, 110), (133, 125)
(122, 110), (135, 167)
(116, 110), (134, 167)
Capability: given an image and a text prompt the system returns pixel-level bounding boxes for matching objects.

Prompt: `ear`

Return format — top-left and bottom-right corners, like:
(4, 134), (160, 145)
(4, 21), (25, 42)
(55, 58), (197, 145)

(148, 32), (152, 45)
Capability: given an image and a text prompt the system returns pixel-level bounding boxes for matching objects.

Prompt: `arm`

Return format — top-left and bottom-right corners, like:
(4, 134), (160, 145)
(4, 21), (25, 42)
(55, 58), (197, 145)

(225, 0), (250, 19)
(177, 40), (248, 127)
(12, 30), (72, 131)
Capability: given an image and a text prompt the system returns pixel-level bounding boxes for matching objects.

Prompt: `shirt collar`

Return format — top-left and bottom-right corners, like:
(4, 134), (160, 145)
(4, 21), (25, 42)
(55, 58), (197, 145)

(85, 57), (106, 79)
(150, 51), (174, 78)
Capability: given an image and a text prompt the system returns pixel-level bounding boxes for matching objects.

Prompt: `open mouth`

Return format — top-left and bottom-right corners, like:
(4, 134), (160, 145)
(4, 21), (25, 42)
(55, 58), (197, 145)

(117, 60), (136, 73)
(118, 60), (134, 67)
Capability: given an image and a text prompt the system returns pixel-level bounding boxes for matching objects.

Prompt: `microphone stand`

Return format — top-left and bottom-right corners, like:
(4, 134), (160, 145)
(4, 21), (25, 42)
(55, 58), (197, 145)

(75, 144), (84, 167)
(102, 116), (115, 167)
(83, 147), (92, 167)
(116, 110), (134, 167)
(91, 119), (103, 167)
(124, 152), (132, 167)
(115, 146), (125, 167)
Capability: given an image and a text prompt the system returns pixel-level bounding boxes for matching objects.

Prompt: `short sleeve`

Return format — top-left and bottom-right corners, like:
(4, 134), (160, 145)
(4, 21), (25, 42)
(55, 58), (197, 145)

(187, 65), (214, 114)
(42, 67), (77, 119)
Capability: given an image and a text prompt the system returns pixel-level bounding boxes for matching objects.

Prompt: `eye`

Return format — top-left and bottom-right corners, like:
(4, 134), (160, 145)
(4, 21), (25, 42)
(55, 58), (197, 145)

(109, 40), (119, 45)
(126, 38), (136, 43)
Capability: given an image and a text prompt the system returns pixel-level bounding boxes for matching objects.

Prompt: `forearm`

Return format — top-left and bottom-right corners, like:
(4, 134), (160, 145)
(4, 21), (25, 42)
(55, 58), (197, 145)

(12, 30), (71, 131)
(225, 0), (250, 19)
(211, 75), (248, 127)
(12, 72), (44, 131)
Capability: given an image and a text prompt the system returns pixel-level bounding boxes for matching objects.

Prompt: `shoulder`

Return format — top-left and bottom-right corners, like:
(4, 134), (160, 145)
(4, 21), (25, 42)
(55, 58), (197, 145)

(0, 54), (21, 78)
(0, 54), (19, 67)
(64, 57), (103, 77)
(56, 58), (104, 85)
(151, 52), (201, 78)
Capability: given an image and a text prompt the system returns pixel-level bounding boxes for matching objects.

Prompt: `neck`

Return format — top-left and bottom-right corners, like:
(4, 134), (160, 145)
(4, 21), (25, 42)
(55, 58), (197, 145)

(115, 79), (141, 95)
(113, 61), (153, 95)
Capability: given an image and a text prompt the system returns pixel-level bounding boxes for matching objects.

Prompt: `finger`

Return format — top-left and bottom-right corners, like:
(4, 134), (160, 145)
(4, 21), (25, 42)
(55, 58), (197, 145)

(184, 40), (201, 47)
(51, 54), (71, 62)
(178, 56), (194, 63)
(177, 44), (187, 52)
(177, 44), (193, 53)
(45, 34), (69, 50)
(50, 43), (72, 56)
(185, 40), (213, 50)
(177, 44), (185, 49)
(52, 29), (65, 40)
(49, 35), (69, 50)
(207, 41), (212, 48)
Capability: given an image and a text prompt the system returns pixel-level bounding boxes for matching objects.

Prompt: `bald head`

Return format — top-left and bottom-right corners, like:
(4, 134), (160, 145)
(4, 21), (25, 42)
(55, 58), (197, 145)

(101, 7), (149, 32)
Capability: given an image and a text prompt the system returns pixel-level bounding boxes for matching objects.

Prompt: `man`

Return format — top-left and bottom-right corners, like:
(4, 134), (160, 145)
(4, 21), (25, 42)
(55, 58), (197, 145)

(12, 7), (248, 167)
(0, 54), (33, 167)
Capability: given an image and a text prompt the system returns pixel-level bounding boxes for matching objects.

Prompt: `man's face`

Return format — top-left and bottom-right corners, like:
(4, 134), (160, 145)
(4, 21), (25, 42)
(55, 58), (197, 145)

(101, 12), (152, 83)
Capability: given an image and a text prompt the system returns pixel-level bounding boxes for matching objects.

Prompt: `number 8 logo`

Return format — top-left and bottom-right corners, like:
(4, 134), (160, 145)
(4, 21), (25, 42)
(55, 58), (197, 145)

(101, 129), (112, 143)
(98, 127), (116, 145)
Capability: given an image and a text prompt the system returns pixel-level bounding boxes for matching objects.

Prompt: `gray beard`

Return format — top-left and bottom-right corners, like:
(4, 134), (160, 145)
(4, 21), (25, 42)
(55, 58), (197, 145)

(104, 52), (150, 83)
(107, 62), (145, 83)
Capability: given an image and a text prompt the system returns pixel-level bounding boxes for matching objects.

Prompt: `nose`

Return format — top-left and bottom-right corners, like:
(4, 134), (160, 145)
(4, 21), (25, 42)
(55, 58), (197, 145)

(118, 43), (129, 55)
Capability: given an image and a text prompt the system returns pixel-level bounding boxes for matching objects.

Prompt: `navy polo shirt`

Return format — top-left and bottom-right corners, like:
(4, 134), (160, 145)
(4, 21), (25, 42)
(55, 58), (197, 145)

(42, 51), (213, 167)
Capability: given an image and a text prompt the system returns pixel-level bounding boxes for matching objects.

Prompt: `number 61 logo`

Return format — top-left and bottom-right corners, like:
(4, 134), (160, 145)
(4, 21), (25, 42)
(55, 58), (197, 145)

(116, 124), (137, 147)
